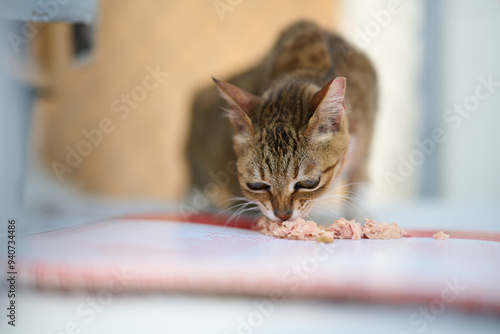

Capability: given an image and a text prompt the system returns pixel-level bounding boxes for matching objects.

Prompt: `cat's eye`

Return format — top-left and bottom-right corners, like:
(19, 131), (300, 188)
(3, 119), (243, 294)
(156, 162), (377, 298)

(246, 182), (271, 191)
(295, 177), (321, 190)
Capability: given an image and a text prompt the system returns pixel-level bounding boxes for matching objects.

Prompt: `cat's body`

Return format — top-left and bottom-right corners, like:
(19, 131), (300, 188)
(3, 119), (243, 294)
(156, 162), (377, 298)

(187, 21), (377, 221)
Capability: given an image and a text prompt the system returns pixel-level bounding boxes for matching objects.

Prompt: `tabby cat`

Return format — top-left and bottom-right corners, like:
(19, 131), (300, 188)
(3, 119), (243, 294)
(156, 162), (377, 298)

(187, 20), (377, 221)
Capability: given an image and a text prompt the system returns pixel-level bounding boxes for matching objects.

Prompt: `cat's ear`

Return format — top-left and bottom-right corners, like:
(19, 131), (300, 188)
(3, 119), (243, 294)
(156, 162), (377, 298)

(213, 77), (259, 136)
(306, 77), (347, 140)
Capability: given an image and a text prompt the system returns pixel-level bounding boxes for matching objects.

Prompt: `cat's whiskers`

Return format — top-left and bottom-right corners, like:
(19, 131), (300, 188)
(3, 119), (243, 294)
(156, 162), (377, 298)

(224, 201), (260, 226)
(340, 193), (369, 211)
(339, 197), (366, 217)
(317, 181), (369, 211)
(217, 196), (256, 224)
(220, 196), (249, 205)
(319, 193), (367, 218)
(252, 212), (264, 224)
(225, 207), (259, 227)
(311, 204), (341, 217)
(309, 207), (342, 224)
(216, 201), (250, 217)
(302, 200), (330, 220)
(319, 190), (369, 212)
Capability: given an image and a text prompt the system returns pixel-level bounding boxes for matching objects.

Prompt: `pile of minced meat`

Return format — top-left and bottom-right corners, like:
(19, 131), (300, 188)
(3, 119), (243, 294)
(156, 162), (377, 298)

(256, 217), (450, 242)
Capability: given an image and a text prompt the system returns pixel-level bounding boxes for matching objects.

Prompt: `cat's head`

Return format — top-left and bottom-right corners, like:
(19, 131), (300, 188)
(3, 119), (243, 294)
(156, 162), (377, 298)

(214, 77), (349, 221)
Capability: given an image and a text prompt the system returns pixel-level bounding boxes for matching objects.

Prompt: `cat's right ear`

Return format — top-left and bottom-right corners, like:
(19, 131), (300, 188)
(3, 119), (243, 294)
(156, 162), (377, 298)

(306, 76), (347, 141)
(213, 77), (259, 137)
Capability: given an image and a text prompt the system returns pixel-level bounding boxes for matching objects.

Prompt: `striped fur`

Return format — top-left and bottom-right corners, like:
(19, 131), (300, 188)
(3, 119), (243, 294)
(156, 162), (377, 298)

(187, 20), (377, 221)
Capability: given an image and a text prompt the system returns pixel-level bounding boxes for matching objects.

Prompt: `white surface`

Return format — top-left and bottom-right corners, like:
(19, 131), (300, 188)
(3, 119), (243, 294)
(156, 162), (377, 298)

(2, 291), (499, 334)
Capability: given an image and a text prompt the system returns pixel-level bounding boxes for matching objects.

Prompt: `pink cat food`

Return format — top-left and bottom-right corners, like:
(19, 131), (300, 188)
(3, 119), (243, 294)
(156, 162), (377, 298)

(326, 217), (363, 240)
(256, 217), (408, 241)
(433, 231), (450, 240)
(362, 218), (407, 239)
(257, 218), (327, 241)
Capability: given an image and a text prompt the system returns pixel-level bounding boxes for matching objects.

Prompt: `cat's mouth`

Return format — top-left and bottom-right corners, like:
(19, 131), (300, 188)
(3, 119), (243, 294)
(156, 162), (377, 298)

(260, 204), (312, 223)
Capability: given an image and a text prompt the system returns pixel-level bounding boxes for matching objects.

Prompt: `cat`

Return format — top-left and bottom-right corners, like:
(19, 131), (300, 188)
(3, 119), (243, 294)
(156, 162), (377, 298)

(186, 20), (377, 222)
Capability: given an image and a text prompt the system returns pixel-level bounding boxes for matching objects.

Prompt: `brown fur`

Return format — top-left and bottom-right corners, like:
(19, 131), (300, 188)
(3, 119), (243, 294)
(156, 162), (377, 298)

(186, 20), (377, 221)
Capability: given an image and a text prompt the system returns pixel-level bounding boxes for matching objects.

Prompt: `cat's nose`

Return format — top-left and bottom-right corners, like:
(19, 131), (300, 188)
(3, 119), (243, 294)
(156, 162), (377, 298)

(274, 209), (293, 221)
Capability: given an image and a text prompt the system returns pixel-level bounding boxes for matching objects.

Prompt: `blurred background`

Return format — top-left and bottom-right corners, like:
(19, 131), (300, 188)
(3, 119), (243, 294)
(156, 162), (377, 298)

(1, 0), (500, 233)
(1, 1), (500, 333)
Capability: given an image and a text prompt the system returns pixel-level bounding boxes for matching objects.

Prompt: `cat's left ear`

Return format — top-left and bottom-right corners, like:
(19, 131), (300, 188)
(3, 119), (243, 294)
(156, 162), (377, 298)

(213, 77), (260, 137)
(306, 77), (347, 140)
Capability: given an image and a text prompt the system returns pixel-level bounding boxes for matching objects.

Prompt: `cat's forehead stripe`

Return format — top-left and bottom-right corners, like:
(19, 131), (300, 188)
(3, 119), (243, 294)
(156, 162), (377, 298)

(264, 156), (273, 174)
(258, 83), (312, 127)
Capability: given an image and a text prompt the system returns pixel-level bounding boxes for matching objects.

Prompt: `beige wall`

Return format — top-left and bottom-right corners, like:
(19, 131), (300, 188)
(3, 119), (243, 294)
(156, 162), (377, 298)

(34, 0), (339, 200)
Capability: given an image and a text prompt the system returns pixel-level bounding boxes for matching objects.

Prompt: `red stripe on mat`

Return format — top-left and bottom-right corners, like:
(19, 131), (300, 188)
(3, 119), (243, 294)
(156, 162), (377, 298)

(123, 213), (500, 242)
